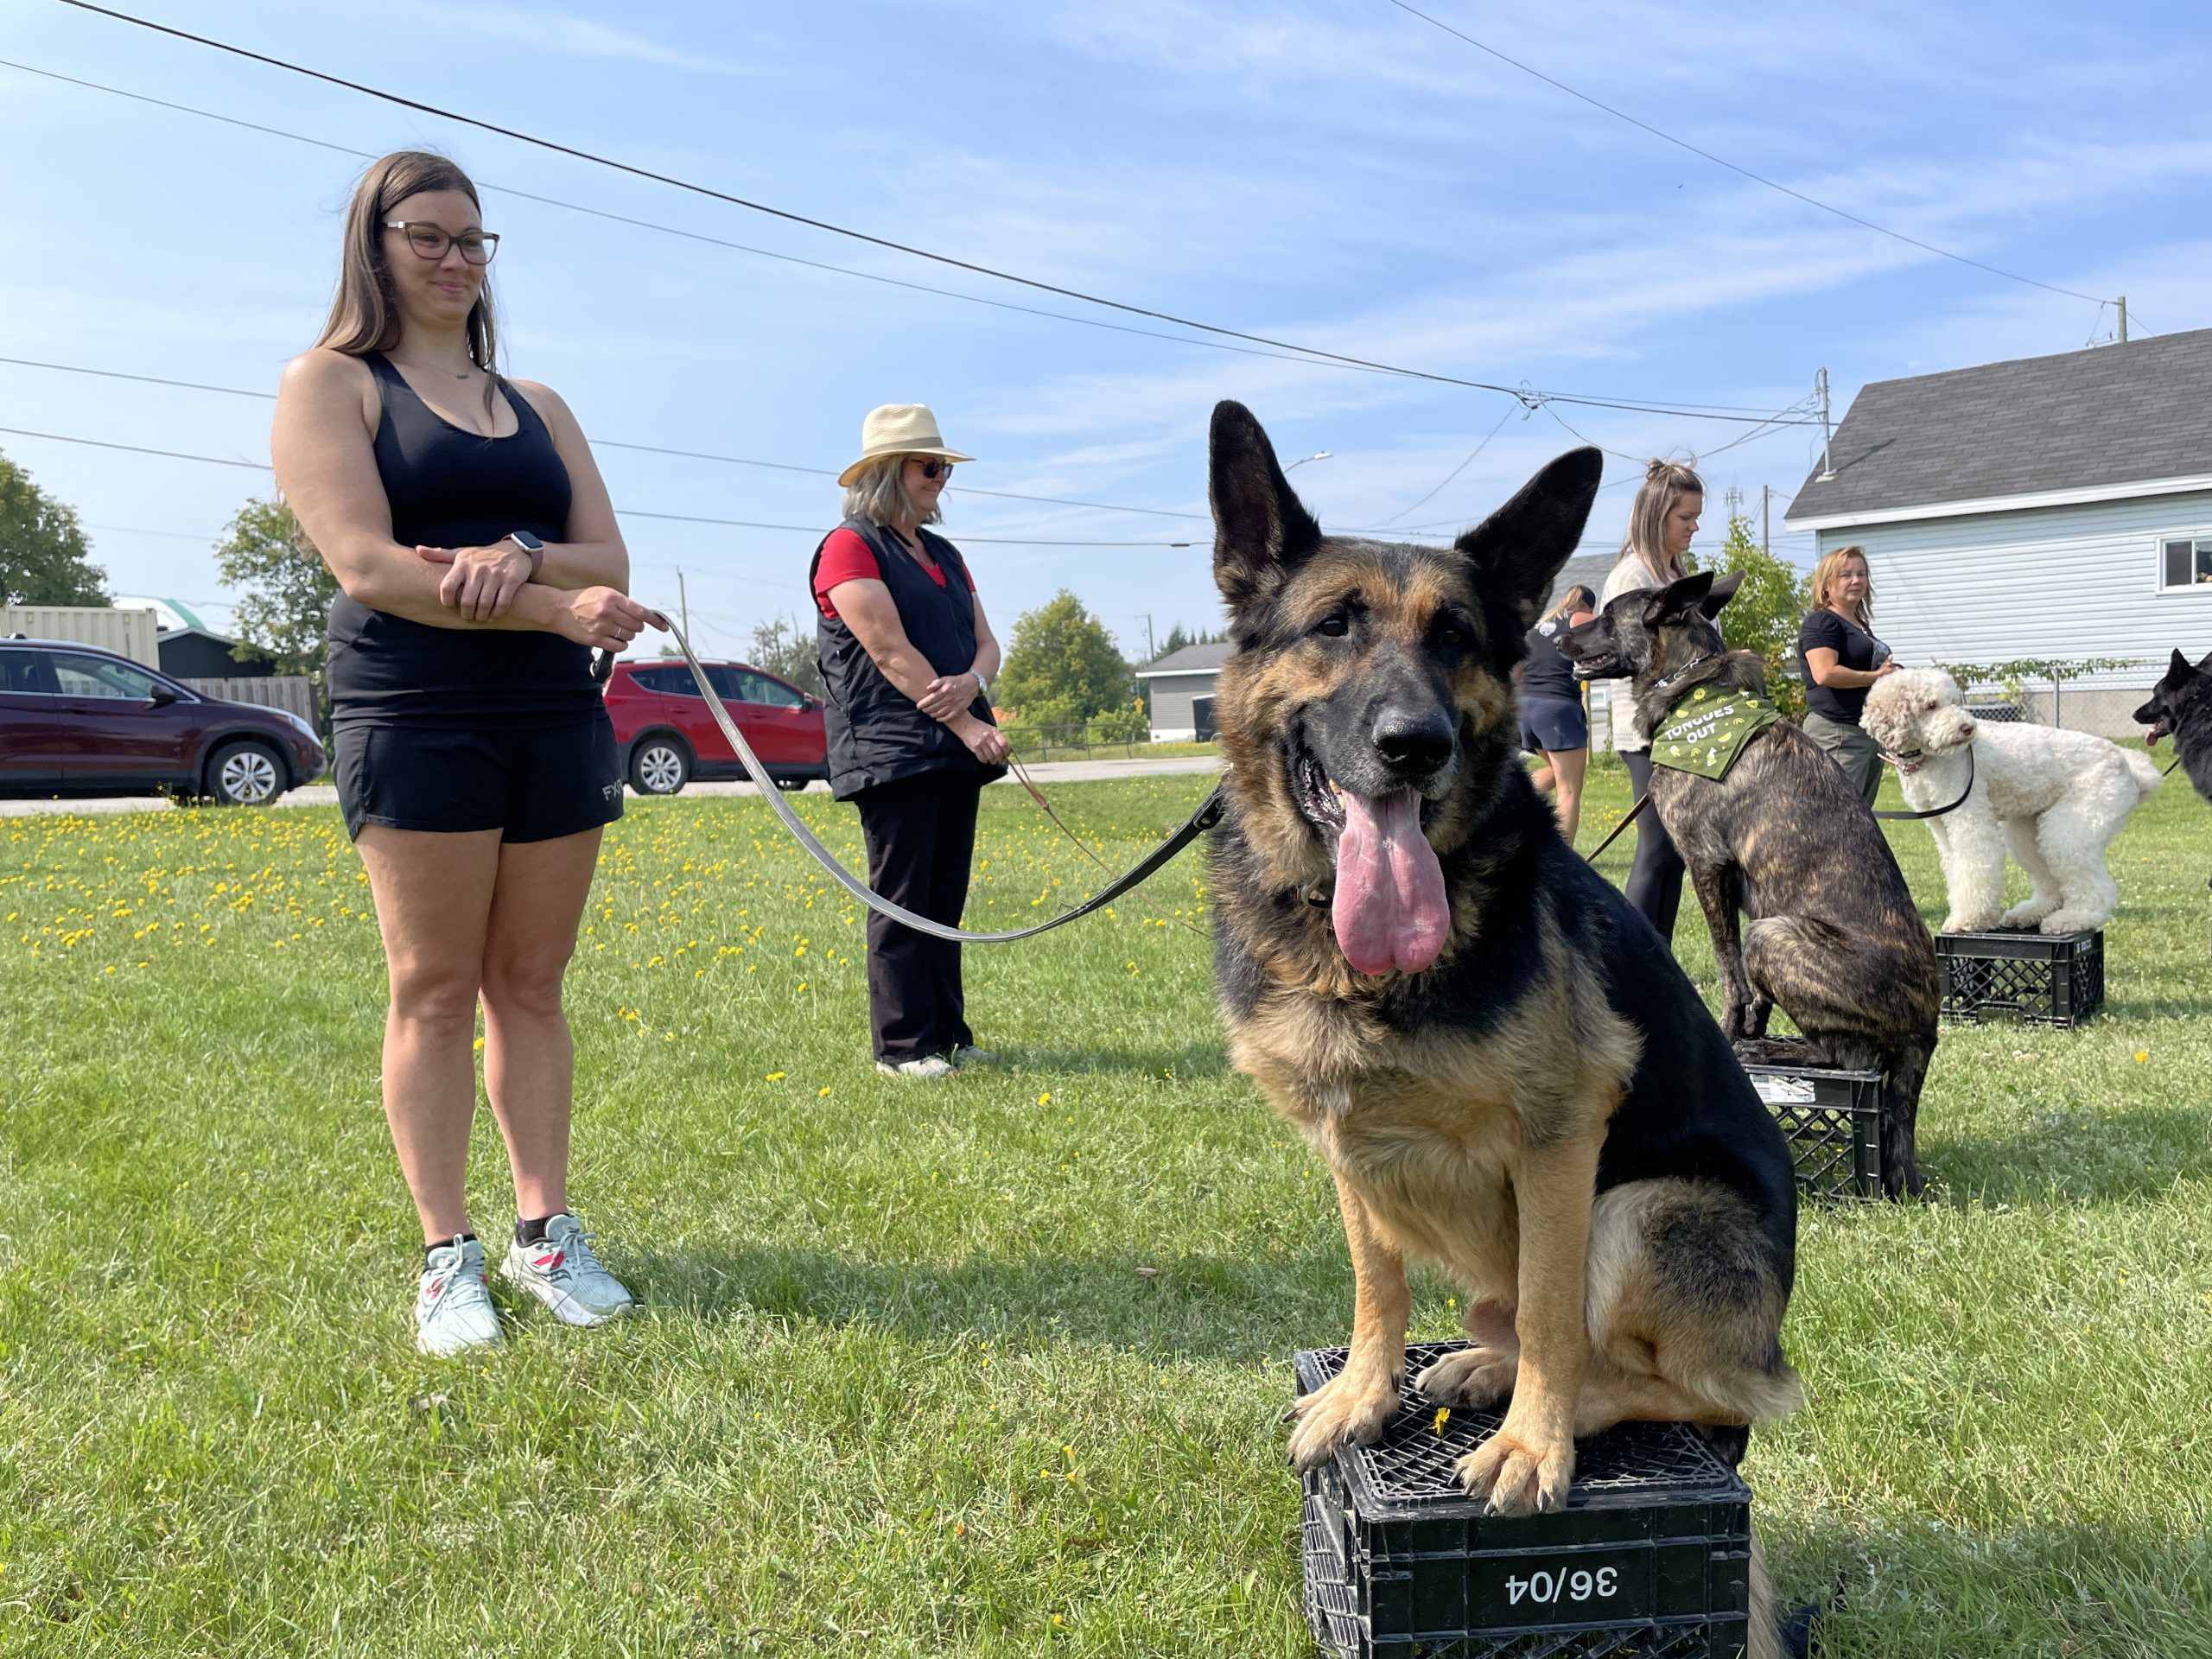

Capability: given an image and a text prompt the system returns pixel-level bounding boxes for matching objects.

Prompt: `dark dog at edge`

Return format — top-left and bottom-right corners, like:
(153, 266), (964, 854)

(2137, 647), (2212, 805)
(1202, 402), (1801, 1592)
(1559, 572), (1942, 1197)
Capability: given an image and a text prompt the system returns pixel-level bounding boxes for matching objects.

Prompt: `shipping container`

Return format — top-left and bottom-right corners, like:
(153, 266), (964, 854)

(1, 605), (163, 667)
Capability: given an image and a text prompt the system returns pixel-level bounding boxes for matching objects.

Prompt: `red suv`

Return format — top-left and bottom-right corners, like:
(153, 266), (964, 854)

(0, 637), (326, 804)
(604, 658), (828, 795)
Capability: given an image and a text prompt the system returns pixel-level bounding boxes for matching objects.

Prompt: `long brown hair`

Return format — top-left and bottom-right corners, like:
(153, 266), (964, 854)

(314, 150), (499, 402)
(1618, 458), (1703, 585)
(1809, 544), (1874, 627)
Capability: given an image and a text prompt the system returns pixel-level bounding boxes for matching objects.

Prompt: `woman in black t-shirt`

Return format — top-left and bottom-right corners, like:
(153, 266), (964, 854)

(1797, 545), (1897, 805)
(272, 151), (655, 1357)
(1519, 584), (1597, 844)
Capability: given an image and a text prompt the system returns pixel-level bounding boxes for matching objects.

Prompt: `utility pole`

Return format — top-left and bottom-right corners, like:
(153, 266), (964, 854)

(2117, 296), (2128, 343)
(1761, 485), (1771, 557)
(677, 568), (690, 642)
(1815, 368), (1836, 482)
(1143, 614), (1155, 662)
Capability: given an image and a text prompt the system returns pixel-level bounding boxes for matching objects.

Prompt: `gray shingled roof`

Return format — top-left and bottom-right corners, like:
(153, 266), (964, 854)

(1135, 642), (1233, 676)
(1789, 327), (2212, 523)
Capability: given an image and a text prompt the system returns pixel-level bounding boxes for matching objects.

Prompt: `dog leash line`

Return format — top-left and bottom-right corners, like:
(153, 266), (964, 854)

(1583, 791), (1651, 861)
(652, 617), (1223, 944)
(1872, 747), (1975, 821)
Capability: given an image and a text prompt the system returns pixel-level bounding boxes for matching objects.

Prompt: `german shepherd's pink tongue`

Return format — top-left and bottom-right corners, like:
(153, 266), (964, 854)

(1332, 788), (1449, 976)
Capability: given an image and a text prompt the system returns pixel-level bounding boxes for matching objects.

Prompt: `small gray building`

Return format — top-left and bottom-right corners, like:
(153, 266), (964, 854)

(1134, 642), (1232, 741)
(1786, 328), (2212, 734)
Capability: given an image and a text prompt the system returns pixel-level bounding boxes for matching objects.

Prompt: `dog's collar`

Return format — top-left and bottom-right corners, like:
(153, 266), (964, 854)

(1880, 747), (1926, 774)
(1649, 651), (1726, 700)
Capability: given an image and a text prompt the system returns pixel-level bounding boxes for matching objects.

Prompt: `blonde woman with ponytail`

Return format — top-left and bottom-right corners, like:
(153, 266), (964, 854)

(1598, 459), (1703, 943)
(1798, 545), (1896, 805)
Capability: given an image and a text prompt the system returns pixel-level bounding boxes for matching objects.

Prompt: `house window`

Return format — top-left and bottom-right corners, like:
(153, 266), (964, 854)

(2161, 536), (2212, 591)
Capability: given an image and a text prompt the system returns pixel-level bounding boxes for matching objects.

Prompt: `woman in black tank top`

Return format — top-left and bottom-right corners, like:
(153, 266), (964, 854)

(272, 150), (657, 1356)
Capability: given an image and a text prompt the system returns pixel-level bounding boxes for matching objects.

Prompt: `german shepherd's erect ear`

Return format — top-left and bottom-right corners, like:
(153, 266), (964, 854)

(1643, 569), (1743, 620)
(1452, 447), (1604, 638)
(1209, 400), (1323, 613)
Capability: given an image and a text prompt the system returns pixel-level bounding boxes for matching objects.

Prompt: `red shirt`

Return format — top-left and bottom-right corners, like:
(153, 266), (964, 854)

(812, 527), (976, 622)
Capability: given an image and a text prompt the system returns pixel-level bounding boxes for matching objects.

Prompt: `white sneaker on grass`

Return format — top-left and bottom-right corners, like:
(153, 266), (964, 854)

(500, 1214), (635, 1326)
(877, 1055), (957, 1080)
(417, 1236), (503, 1357)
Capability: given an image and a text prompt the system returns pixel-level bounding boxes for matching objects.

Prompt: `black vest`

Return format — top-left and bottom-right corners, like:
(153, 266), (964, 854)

(811, 516), (1004, 799)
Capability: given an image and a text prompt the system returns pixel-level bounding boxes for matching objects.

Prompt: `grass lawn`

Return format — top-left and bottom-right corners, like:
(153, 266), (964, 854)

(3, 760), (2209, 1656)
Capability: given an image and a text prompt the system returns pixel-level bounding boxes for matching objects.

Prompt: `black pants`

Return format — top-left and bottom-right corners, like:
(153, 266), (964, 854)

(1622, 748), (1685, 945)
(853, 770), (983, 1064)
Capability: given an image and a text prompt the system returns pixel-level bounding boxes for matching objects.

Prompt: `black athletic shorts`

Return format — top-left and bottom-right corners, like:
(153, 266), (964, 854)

(334, 714), (625, 842)
(1519, 693), (1590, 753)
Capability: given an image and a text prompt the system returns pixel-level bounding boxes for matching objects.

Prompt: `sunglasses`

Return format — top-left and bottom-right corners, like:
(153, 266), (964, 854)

(911, 459), (955, 480)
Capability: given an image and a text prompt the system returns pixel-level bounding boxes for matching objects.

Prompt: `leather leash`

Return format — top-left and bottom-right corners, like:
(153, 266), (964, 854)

(649, 618), (1223, 944)
(1872, 746), (1975, 821)
(1583, 791), (1651, 861)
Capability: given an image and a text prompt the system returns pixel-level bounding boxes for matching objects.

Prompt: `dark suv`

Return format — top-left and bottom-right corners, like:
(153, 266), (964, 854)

(0, 638), (326, 804)
(603, 659), (827, 795)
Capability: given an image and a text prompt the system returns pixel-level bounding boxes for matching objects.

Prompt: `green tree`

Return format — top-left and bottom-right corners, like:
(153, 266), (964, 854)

(747, 613), (823, 696)
(1711, 513), (1810, 719)
(1154, 620), (1227, 659)
(996, 590), (1133, 728)
(213, 498), (338, 681)
(0, 449), (108, 606)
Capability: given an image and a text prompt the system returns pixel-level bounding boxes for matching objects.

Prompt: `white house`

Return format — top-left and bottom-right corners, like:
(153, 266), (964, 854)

(1785, 328), (2212, 734)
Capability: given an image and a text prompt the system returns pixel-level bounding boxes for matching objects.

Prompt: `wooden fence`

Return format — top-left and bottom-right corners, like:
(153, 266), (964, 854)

(181, 676), (319, 726)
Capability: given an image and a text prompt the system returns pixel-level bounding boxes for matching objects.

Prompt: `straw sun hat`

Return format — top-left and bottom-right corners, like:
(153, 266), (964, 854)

(836, 404), (976, 488)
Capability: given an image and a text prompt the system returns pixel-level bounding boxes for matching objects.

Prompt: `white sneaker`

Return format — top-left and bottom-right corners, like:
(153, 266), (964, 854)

(500, 1214), (635, 1326)
(416, 1236), (503, 1357)
(876, 1055), (957, 1080)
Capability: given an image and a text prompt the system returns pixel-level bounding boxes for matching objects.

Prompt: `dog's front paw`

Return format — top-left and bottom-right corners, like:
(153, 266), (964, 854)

(1287, 1367), (1400, 1470)
(1415, 1345), (1517, 1408)
(2000, 900), (2057, 929)
(1454, 1424), (1574, 1515)
(1942, 911), (1998, 935)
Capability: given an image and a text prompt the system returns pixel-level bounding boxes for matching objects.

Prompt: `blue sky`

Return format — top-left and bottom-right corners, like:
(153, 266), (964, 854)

(3, 0), (2207, 662)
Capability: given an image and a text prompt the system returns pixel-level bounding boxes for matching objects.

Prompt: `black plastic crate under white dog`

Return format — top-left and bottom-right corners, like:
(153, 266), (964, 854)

(1296, 1343), (1756, 1658)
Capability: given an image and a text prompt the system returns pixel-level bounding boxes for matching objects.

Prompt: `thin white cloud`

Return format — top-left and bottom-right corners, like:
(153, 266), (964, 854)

(388, 1), (748, 73)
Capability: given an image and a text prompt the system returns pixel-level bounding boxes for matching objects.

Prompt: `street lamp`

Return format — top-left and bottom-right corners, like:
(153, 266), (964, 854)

(1284, 451), (1333, 470)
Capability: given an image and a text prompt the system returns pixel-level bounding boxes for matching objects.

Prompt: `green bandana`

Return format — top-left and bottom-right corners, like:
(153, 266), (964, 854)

(1649, 683), (1781, 780)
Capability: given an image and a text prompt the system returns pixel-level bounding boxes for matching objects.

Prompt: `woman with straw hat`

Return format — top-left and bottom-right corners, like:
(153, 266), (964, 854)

(810, 404), (1009, 1080)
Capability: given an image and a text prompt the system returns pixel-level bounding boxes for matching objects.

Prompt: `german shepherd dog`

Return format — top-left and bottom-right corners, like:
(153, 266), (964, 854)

(2137, 648), (2212, 806)
(1559, 573), (1942, 1197)
(1204, 404), (1802, 1525)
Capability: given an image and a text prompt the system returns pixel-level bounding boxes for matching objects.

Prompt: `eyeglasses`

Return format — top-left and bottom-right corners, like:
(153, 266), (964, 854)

(384, 220), (500, 265)
(912, 459), (955, 480)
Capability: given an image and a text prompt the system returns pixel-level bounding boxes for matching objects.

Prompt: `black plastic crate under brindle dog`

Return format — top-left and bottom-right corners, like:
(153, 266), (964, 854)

(1739, 1063), (1888, 1203)
(1296, 1344), (1755, 1658)
(1935, 928), (2104, 1027)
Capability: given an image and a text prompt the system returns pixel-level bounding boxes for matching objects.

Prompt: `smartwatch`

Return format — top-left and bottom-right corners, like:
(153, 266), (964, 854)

(505, 530), (546, 577)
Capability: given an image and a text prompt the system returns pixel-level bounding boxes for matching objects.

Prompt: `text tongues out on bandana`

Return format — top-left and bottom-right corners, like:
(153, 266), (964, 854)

(1332, 787), (1449, 976)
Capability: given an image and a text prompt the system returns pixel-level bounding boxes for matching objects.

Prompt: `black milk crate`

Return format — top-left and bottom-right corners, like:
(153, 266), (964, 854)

(1739, 1062), (1887, 1202)
(1295, 1343), (1754, 1658)
(1935, 928), (2104, 1027)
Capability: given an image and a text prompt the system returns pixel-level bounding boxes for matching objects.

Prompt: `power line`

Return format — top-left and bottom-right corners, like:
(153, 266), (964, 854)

(0, 423), (1204, 546)
(0, 352), (1213, 522)
(29, 14), (1821, 427)
(1363, 404), (1522, 529)
(1380, 0), (2112, 308)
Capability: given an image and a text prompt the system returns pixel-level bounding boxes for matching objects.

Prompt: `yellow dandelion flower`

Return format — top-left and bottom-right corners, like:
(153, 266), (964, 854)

(766, 1071), (785, 1082)
(1432, 1408), (1450, 1435)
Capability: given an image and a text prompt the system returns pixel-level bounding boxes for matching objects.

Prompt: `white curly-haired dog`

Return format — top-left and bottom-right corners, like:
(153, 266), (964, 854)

(1863, 667), (2162, 935)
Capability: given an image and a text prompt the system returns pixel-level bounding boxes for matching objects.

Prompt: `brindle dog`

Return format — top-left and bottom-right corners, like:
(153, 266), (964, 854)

(1557, 572), (1941, 1197)
(1204, 404), (1802, 1529)
(2137, 647), (2212, 807)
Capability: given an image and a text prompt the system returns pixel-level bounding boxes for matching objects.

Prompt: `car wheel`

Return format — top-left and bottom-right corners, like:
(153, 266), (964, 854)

(629, 736), (690, 795)
(207, 740), (285, 806)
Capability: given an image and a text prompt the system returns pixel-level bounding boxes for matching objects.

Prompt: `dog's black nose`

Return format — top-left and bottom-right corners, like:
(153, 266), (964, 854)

(1371, 707), (1455, 777)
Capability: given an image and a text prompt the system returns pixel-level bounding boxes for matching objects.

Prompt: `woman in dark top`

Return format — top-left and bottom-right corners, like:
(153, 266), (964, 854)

(271, 150), (654, 1357)
(1519, 583), (1597, 845)
(1798, 545), (1896, 806)
(812, 404), (1008, 1081)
